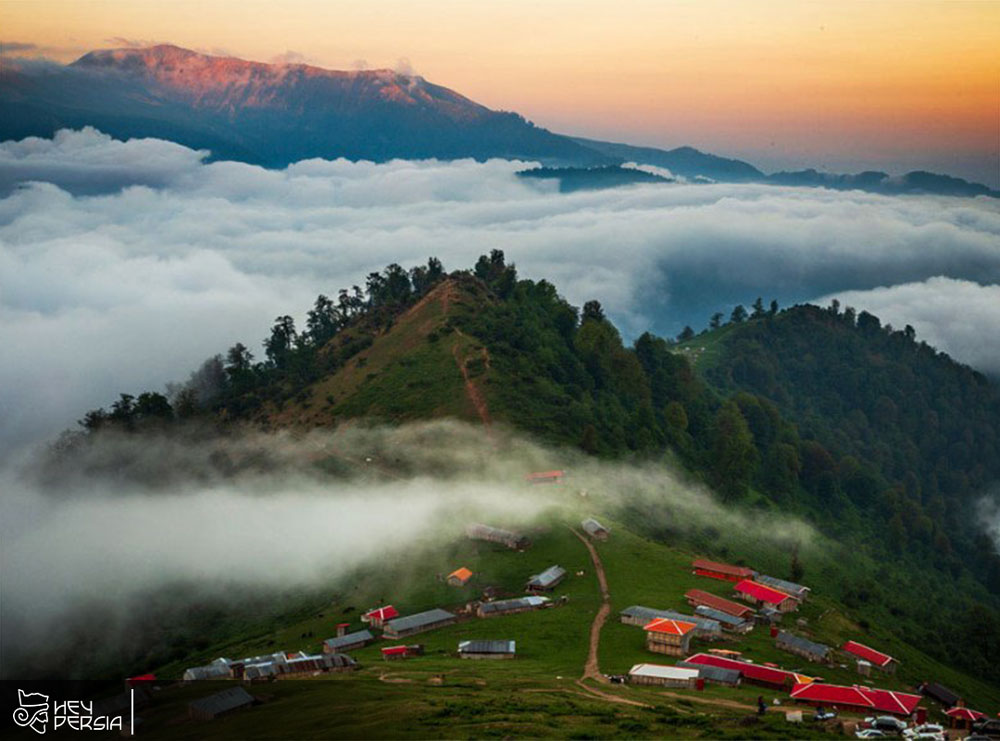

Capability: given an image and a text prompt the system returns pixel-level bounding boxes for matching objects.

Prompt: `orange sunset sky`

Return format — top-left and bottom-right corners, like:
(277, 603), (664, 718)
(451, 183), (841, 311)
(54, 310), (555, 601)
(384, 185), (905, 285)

(3, 0), (999, 184)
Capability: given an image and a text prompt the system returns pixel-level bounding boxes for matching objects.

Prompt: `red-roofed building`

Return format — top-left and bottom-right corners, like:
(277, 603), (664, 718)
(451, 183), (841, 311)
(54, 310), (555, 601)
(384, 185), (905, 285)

(945, 706), (986, 731)
(685, 652), (813, 690)
(842, 640), (898, 674)
(643, 618), (697, 657)
(733, 580), (798, 612)
(692, 559), (756, 582)
(790, 682), (922, 717)
(362, 605), (400, 629)
(526, 470), (565, 484)
(684, 589), (754, 619)
(380, 645), (423, 660)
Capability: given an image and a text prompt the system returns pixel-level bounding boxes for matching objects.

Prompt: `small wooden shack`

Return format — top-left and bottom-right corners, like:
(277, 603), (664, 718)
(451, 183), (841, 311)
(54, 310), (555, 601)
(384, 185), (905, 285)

(466, 523), (529, 550)
(775, 631), (831, 663)
(526, 565), (566, 593)
(643, 617), (697, 657)
(581, 518), (610, 541)
(447, 567), (473, 587)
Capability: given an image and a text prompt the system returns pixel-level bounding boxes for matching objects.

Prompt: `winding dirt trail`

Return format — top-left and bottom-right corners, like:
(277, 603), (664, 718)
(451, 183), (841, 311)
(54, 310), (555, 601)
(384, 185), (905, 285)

(452, 328), (493, 431)
(570, 527), (611, 685)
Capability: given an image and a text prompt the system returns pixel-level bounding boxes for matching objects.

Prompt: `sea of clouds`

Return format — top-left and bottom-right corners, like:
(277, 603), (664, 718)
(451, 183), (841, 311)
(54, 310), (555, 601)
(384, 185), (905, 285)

(1, 127), (999, 452)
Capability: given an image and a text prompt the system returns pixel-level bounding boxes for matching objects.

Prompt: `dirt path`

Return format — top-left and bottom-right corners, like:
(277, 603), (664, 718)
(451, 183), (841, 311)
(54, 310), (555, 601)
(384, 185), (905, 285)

(452, 328), (493, 431)
(570, 527), (611, 684)
(657, 689), (756, 712)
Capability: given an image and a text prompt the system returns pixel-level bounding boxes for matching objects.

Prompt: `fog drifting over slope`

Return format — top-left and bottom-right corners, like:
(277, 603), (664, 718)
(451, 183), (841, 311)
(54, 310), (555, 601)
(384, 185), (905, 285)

(1, 128), (999, 449)
(0, 421), (817, 678)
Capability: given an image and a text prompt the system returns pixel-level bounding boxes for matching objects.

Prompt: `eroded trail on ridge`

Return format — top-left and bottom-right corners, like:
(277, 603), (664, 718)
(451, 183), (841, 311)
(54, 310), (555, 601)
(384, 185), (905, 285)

(571, 527), (611, 685)
(452, 328), (493, 431)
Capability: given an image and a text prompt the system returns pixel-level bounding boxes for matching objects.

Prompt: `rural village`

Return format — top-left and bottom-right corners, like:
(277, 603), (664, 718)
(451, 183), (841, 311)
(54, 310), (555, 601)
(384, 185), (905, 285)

(112, 469), (1000, 739)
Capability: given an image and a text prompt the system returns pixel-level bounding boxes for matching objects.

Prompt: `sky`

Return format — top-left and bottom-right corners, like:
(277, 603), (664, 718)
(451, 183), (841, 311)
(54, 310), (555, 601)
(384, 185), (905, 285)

(1, 128), (998, 454)
(2, 0), (998, 185)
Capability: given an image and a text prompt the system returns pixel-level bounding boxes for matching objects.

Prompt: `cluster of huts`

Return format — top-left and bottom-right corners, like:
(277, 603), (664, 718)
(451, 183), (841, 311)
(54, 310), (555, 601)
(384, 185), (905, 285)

(182, 651), (358, 683)
(618, 556), (949, 721)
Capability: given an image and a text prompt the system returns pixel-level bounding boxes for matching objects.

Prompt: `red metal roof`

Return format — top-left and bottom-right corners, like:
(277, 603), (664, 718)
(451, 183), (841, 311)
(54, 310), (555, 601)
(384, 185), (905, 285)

(734, 579), (794, 605)
(365, 605), (399, 621)
(692, 559), (755, 578)
(686, 653), (813, 686)
(945, 707), (985, 721)
(791, 683), (921, 716)
(842, 640), (895, 668)
(684, 589), (753, 617)
(381, 646), (409, 656)
(644, 617), (697, 636)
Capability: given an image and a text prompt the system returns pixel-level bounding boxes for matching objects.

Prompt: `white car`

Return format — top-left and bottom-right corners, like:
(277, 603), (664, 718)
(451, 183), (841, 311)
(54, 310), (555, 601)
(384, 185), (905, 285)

(856, 729), (886, 738)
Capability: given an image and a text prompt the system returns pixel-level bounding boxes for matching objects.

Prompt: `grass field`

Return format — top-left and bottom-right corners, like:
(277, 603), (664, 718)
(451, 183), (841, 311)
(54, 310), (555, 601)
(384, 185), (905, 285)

(143, 503), (999, 738)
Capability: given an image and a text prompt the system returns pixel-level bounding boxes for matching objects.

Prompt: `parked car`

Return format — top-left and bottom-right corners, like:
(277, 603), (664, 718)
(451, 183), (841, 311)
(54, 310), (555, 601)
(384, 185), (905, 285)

(972, 719), (1000, 739)
(864, 716), (907, 735)
(856, 729), (886, 738)
(813, 710), (838, 722)
(904, 724), (945, 741)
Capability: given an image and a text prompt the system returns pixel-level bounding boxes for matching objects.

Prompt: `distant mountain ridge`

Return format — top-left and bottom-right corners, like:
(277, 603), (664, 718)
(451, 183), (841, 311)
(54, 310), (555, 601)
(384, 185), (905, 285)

(1, 45), (996, 196)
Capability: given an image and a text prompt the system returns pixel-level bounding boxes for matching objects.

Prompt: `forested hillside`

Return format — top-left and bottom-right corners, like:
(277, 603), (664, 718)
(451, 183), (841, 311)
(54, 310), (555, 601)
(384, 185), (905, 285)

(57, 252), (1000, 685)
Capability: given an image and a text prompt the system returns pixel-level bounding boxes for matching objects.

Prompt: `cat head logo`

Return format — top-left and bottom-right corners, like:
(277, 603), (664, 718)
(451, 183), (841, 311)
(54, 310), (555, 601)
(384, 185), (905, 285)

(12, 690), (49, 735)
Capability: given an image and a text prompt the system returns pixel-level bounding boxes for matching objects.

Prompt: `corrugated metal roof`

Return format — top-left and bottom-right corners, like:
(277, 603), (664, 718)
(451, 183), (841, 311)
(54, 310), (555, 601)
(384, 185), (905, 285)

(628, 663), (700, 681)
(676, 661), (742, 684)
(581, 518), (609, 535)
(480, 596), (549, 614)
(459, 640), (515, 654)
(188, 687), (254, 716)
(323, 629), (373, 650)
(694, 605), (749, 627)
(467, 524), (523, 541)
(527, 565), (565, 588)
(777, 631), (831, 658)
(685, 589), (753, 616)
(757, 574), (809, 597)
(621, 606), (721, 633)
(384, 608), (455, 633)
(183, 662), (232, 680)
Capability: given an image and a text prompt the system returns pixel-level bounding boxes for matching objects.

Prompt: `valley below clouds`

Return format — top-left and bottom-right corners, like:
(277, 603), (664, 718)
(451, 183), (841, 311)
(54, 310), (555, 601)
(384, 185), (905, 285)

(2, 127), (999, 451)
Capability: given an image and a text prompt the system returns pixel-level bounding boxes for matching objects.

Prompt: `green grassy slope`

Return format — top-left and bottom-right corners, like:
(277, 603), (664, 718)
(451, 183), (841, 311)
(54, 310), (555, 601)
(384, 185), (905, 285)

(143, 511), (998, 738)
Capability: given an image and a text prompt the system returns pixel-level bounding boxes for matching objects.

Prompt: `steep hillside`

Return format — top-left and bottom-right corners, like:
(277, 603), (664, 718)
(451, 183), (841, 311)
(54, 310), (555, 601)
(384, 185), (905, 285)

(57, 254), (1000, 691)
(263, 277), (495, 429)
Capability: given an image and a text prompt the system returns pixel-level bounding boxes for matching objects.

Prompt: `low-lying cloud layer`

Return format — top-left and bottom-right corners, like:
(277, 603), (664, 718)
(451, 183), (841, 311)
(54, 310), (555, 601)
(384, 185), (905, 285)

(1, 128), (999, 449)
(0, 420), (817, 678)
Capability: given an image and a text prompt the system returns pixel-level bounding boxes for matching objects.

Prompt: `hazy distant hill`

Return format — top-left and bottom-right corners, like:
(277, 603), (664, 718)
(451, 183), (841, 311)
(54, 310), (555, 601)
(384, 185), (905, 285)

(2, 45), (996, 195)
(0, 45), (608, 167)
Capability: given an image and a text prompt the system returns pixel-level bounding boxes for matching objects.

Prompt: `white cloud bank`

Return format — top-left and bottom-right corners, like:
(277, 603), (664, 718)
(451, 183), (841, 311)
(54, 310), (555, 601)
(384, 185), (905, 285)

(1, 128), (999, 450)
(818, 278), (1000, 373)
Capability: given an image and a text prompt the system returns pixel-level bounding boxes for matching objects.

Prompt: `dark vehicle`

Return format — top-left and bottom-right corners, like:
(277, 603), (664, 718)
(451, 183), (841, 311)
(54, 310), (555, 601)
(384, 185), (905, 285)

(813, 709), (838, 722)
(972, 719), (1000, 738)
